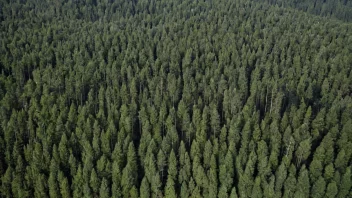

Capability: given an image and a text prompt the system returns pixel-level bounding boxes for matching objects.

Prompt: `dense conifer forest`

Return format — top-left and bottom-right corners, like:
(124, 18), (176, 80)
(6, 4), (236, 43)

(1, 0), (352, 197)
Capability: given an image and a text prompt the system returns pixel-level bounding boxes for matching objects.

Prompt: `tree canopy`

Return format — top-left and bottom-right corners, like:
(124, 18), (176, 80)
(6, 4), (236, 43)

(1, 0), (352, 197)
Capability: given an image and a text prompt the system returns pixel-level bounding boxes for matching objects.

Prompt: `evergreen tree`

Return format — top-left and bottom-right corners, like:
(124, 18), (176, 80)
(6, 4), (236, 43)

(121, 143), (138, 197)
(58, 172), (71, 198)
(294, 165), (310, 198)
(311, 176), (326, 198)
(99, 178), (110, 198)
(140, 177), (150, 198)
(164, 177), (177, 198)
(251, 177), (263, 198)
(337, 167), (352, 198)
(89, 168), (100, 195)
(325, 181), (338, 198)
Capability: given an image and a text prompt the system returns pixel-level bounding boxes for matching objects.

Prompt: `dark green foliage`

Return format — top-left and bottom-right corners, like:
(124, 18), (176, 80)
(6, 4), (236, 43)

(337, 167), (352, 198)
(1, 0), (352, 197)
(252, 0), (352, 22)
(311, 176), (326, 198)
(325, 181), (338, 198)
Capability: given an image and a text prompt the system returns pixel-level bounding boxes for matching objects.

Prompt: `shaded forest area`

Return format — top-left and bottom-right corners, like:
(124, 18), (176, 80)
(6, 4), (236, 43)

(1, 0), (352, 197)
(252, 0), (352, 22)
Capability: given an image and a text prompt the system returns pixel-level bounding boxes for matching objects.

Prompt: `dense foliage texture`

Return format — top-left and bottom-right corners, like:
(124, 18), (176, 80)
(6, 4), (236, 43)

(1, 0), (352, 197)
(252, 0), (352, 22)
